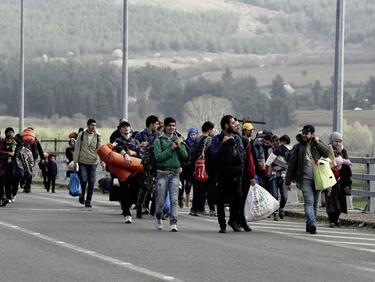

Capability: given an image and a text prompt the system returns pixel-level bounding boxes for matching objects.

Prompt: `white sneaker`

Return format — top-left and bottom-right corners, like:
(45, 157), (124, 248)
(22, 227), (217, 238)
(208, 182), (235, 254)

(155, 218), (163, 230)
(125, 216), (132, 224)
(170, 224), (178, 232)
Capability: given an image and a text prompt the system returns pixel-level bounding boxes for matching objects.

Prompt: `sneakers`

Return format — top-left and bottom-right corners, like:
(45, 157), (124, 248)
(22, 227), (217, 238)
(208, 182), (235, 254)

(125, 216), (132, 224)
(170, 224), (178, 232)
(155, 218), (163, 230)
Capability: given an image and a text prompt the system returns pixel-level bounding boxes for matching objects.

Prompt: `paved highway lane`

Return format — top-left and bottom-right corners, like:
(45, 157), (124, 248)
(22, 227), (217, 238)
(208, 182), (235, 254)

(0, 187), (374, 282)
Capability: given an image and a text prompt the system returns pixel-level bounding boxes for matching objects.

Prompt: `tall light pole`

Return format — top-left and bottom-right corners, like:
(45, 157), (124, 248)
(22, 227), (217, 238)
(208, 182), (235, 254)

(333, 0), (345, 134)
(19, 0), (25, 133)
(122, 0), (128, 120)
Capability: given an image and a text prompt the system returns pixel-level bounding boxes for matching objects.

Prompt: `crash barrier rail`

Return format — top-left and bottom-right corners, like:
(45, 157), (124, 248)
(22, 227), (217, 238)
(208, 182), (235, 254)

(350, 157), (375, 213)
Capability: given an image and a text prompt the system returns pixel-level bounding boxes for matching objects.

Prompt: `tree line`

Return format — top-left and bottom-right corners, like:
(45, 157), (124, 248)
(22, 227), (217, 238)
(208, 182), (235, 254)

(0, 59), (296, 128)
(0, 0), (293, 57)
(1, 59), (373, 128)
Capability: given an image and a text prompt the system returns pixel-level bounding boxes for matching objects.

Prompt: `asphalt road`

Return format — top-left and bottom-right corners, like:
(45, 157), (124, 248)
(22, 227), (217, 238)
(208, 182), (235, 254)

(0, 187), (374, 282)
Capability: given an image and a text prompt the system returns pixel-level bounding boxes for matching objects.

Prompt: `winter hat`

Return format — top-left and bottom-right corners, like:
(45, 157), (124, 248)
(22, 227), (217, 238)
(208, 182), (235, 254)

(5, 127), (14, 135)
(242, 123), (254, 131)
(329, 131), (343, 144)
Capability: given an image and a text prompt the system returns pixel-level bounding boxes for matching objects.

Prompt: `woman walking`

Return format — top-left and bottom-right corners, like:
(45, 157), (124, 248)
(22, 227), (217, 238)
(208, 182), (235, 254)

(324, 132), (352, 227)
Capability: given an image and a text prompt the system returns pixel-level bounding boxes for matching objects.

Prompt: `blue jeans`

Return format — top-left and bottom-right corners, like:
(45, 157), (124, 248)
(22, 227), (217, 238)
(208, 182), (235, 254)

(155, 172), (180, 225)
(297, 179), (320, 226)
(78, 163), (97, 203)
(270, 177), (288, 210)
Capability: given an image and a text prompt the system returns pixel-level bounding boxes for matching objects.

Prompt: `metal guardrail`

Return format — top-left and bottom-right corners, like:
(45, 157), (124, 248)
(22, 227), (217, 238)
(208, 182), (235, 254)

(350, 157), (375, 213)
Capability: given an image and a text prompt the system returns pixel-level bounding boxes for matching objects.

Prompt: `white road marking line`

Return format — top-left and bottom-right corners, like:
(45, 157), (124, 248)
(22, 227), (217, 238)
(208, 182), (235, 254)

(251, 221), (375, 236)
(194, 216), (375, 254)
(255, 229), (375, 254)
(0, 220), (183, 282)
(254, 226), (375, 241)
(349, 266), (375, 273)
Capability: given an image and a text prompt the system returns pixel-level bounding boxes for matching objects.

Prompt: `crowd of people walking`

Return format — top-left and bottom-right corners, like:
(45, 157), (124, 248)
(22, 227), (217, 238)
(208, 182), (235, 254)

(0, 114), (353, 235)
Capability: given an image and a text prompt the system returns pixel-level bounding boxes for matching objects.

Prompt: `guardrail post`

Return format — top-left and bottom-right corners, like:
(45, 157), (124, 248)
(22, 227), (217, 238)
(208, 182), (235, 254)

(369, 161), (375, 213)
(54, 138), (57, 154)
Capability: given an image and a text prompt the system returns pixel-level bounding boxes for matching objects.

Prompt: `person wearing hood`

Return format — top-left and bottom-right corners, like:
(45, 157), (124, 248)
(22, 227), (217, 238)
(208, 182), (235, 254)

(285, 125), (330, 234)
(324, 132), (352, 227)
(153, 117), (188, 232)
(178, 127), (198, 208)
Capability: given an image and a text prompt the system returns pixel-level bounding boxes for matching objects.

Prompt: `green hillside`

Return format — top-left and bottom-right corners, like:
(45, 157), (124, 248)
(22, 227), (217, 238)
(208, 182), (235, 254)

(1, 0), (375, 57)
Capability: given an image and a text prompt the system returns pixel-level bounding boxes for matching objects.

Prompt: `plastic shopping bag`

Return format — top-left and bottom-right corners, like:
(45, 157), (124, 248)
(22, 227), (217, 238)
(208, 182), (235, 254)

(68, 172), (82, 197)
(244, 184), (279, 222)
(312, 158), (337, 190)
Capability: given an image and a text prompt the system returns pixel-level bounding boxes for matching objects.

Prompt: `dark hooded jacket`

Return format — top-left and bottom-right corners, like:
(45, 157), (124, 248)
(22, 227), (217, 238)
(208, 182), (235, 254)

(285, 134), (329, 186)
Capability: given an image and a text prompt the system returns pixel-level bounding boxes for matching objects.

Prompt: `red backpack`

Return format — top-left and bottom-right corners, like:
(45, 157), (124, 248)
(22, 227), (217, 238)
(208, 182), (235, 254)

(193, 138), (209, 182)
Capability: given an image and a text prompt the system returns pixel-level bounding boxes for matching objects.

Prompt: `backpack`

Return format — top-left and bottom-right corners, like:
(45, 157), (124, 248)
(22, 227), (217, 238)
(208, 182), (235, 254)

(193, 138), (209, 182)
(141, 141), (157, 192)
(80, 131), (100, 149)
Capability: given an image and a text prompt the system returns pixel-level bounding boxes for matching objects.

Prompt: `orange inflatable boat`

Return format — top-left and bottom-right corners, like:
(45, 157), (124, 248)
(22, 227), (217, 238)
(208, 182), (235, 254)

(97, 144), (144, 182)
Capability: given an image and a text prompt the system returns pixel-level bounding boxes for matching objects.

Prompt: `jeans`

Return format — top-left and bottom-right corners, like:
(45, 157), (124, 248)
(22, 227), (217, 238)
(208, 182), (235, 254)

(270, 176), (288, 210)
(78, 163), (97, 203)
(298, 179), (320, 226)
(155, 172), (179, 225)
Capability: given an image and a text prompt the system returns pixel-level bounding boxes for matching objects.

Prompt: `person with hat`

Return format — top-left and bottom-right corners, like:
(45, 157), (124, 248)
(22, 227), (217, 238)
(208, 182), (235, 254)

(285, 125), (330, 234)
(113, 120), (141, 224)
(110, 118), (128, 144)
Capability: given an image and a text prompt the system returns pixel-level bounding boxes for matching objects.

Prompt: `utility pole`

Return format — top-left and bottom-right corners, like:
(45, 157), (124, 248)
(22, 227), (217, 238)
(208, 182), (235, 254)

(19, 0), (25, 133)
(122, 0), (128, 120)
(333, 0), (345, 134)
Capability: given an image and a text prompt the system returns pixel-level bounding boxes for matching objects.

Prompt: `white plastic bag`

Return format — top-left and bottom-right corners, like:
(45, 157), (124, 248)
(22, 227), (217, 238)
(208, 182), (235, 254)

(244, 184), (279, 222)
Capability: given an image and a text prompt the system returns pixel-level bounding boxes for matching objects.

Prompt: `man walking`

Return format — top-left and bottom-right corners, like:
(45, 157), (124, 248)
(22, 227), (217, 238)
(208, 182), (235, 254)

(73, 119), (101, 207)
(285, 125), (329, 234)
(135, 115), (160, 218)
(153, 117), (188, 232)
(211, 115), (249, 233)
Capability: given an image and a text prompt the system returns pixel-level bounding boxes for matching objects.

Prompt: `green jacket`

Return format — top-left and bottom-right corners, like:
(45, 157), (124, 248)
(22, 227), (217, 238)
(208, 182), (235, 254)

(285, 135), (329, 186)
(153, 134), (188, 172)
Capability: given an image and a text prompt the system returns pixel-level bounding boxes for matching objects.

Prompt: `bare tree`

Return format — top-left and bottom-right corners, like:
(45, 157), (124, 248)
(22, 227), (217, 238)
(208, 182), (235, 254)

(183, 95), (235, 128)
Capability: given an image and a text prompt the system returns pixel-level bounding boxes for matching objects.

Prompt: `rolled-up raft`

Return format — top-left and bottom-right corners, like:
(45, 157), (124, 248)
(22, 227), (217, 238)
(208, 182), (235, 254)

(97, 144), (144, 182)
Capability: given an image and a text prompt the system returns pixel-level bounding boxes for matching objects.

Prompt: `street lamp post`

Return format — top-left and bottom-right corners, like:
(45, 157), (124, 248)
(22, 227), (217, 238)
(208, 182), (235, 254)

(19, 0), (25, 133)
(333, 0), (345, 134)
(122, 0), (128, 120)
